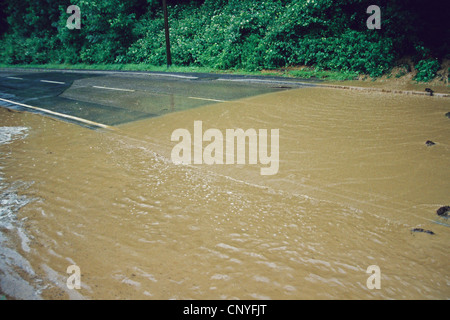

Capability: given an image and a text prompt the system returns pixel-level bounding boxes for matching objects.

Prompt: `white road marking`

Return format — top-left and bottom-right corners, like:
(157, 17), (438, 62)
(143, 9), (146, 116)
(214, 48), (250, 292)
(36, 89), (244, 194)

(216, 78), (303, 86)
(0, 97), (112, 129)
(92, 86), (135, 92)
(147, 73), (198, 80)
(188, 96), (227, 103)
(40, 80), (66, 84)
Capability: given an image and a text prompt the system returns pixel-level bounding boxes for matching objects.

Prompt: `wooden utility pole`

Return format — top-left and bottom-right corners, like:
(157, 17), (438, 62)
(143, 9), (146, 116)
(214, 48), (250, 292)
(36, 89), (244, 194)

(162, 0), (172, 68)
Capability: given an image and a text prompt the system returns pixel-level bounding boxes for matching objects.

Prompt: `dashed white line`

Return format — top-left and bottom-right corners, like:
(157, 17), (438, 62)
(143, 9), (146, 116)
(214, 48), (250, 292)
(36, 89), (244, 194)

(0, 97), (112, 129)
(40, 80), (66, 84)
(92, 86), (135, 92)
(6, 76), (24, 80)
(188, 96), (227, 103)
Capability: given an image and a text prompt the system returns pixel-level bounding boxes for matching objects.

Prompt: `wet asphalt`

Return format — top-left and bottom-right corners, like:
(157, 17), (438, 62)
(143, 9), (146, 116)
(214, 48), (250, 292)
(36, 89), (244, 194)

(0, 68), (318, 128)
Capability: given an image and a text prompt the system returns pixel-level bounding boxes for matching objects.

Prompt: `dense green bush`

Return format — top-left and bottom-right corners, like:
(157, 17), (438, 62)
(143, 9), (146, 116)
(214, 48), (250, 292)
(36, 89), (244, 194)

(414, 59), (440, 82)
(125, 0), (395, 76)
(0, 0), (446, 81)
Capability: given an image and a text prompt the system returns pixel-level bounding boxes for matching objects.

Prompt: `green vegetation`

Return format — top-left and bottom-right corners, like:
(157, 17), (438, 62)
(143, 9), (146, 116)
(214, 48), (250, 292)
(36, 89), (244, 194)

(0, 62), (216, 74)
(414, 59), (440, 82)
(394, 64), (410, 79)
(0, 0), (448, 82)
(286, 68), (359, 81)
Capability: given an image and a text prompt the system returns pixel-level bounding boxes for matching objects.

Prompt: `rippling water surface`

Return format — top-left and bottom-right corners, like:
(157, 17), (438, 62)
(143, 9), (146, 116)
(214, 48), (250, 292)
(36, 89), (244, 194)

(0, 87), (449, 299)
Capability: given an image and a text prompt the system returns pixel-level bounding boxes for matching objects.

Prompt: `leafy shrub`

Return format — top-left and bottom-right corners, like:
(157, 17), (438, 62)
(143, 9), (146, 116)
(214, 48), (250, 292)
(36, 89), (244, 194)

(0, 33), (59, 64)
(0, 0), (442, 79)
(414, 59), (440, 82)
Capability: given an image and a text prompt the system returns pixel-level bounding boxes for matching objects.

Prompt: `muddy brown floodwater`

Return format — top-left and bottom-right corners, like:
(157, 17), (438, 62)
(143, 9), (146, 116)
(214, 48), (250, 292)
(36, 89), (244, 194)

(0, 87), (449, 300)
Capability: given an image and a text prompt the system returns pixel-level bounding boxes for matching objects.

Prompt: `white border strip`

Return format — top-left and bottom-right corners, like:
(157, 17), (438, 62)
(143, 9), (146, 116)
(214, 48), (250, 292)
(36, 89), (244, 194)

(188, 96), (227, 103)
(147, 73), (198, 80)
(216, 78), (311, 86)
(40, 80), (66, 84)
(6, 76), (24, 80)
(92, 85), (135, 92)
(0, 97), (112, 129)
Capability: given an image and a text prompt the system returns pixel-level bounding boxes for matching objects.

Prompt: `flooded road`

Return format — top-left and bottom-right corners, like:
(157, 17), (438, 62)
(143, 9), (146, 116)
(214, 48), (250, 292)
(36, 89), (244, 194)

(0, 85), (449, 299)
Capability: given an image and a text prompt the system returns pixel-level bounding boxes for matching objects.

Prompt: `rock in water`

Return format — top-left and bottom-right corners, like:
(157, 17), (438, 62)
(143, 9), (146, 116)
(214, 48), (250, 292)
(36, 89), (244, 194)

(436, 206), (450, 218)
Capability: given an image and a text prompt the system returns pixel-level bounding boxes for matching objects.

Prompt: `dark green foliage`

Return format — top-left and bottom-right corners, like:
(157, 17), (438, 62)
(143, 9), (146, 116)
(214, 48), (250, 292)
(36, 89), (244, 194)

(0, 0), (447, 81)
(414, 59), (440, 82)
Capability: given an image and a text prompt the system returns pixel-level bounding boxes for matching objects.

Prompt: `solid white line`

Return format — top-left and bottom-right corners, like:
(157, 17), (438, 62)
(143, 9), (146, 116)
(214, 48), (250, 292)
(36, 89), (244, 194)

(217, 78), (301, 85)
(188, 96), (227, 103)
(92, 86), (135, 92)
(6, 76), (24, 80)
(40, 80), (66, 84)
(0, 97), (112, 129)
(148, 73), (198, 80)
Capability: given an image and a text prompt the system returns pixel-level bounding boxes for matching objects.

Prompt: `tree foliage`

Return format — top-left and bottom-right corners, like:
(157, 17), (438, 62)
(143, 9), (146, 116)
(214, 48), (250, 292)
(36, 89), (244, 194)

(0, 0), (448, 79)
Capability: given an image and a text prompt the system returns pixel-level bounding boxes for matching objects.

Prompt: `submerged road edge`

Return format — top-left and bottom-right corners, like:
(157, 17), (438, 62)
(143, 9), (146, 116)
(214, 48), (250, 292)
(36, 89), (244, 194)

(0, 97), (113, 130)
(1, 67), (449, 98)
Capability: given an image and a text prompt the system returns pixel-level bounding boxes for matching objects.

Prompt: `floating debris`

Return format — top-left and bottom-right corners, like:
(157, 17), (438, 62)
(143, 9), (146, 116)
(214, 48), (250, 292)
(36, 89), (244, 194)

(411, 228), (435, 235)
(445, 112), (450, 118)
(425, 140), (436, 146)
(425, 88), (434, 96)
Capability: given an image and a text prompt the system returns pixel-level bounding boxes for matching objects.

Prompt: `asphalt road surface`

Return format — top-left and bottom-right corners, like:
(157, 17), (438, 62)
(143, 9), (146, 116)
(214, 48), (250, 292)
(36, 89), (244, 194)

(0, 68), (316, 129)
